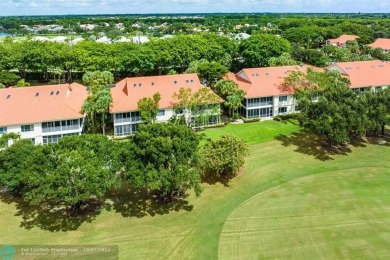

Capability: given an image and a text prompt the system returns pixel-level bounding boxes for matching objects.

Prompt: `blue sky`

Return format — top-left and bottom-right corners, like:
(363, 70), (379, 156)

(1, 0), (390, 16)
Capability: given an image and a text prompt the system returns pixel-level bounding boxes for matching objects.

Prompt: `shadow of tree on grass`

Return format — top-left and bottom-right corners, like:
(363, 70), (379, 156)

(104, 182), (193, 218)
(276, 131), (352, 161)
(275, 131), (390, 161)
(0, 182), (194, 232)
(0, 192), (101, 232)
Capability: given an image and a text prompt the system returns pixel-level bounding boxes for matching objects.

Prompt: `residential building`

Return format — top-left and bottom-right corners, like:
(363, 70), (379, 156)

(368, 38), (390, 53)
(226, 65), (314, 119)
(326, 34), (359, 48)
(110, 74), (222, 137)
(327, 60), (390, 91)
(0, 83), (88, 147)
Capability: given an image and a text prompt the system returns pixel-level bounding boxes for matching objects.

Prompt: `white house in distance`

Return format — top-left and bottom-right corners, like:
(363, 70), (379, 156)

(226, 65), (314, 119)
(110, 74), (222, 137)
(327, 60), (390, 91)
(0, 83), (88, 146)
(368, 38), (390, 53)
(131, 36), (149, 44)
(326, 34), (359, 48)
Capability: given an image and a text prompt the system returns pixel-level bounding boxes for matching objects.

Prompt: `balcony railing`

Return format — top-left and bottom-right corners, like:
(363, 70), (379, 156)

(42, 125), (79, 133)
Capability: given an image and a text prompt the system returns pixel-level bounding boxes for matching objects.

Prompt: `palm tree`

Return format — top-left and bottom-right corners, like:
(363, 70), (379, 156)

(225, 90), (245, 118)
(81, 98), (96, 133)
(95, 88), (113, 135)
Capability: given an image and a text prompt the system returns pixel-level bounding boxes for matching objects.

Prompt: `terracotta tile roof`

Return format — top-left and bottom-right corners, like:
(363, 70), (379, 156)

(327, 60), (390, 88)
(368, 38), (390, 50)
(0, 83), (88, 127)
(226, 65), (317, 98)
(327, 35), (359, 45)
(110, 74), (222, 113)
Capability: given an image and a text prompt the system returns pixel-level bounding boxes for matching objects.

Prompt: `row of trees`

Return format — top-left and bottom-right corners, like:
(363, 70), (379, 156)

(0, 33), (312, 86)
(0, 125), (248, 212)
(281, 69), (390, 147)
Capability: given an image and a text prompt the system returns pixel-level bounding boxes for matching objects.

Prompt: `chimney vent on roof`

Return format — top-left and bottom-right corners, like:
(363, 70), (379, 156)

(35, 92), (39, 97)
(151, 82), (155, 86)
(50, 91), (54, 96)
(174, 80), (178, 84)
(139, 83), (142, 87)
(265, 73), (270, 76)
(68, 84), (72, 91)
(6, 94), (11, 100)
(190, 79), (194, 83)
(186, 80), (189, 83)
(133, 83), (137, 87)
(56, 91), (60, 95)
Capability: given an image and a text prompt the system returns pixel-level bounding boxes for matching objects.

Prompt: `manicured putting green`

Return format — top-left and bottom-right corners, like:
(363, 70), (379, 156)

(219, 168), (390, 259)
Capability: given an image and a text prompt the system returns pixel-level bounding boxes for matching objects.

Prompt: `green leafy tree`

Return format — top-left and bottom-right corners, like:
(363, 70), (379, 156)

(137, 92), (161, 124)
(0, 139), (35, 194)
(365, 88), (390, 135)
(195, 61), (228, 88)
(23, 135), (120, 210)
(125, 123), (203, 199)
(201, 134), (248, 179)
(239, 34), (291, 67)
(268, 53), (300, 67)
(0, 71), (20, 87)
(172, 87), (221, 127)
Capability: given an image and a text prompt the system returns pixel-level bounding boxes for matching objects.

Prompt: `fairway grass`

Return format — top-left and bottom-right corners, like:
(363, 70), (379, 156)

(0, 126), (389, 259)
(219, 168), (390, 259)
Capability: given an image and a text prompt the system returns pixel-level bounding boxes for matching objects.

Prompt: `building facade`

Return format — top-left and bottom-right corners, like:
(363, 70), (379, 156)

(0, 83), (88, 147)
(110, 74), (222, 137)
(227, 66), (309, 119)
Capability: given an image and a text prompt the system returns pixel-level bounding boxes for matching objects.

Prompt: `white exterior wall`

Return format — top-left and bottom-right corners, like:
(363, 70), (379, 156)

(2, 118), (84, 146)
(156, 108), (175, 122)
(244, 94), (297, 119)
(273, 95), (297, 116)
(113, 106), (221, 137)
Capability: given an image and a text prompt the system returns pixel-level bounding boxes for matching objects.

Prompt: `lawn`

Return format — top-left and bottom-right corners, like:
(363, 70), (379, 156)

(202, 120), (300, 144)
(1, 124), (390, 259)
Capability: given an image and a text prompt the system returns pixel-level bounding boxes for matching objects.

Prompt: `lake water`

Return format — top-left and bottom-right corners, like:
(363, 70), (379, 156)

(0, 32), (11, 37)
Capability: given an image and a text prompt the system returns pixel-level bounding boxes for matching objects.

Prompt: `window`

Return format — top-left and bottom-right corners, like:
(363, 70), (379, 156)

(278, 107), (287, 114)
(42, 120), (79, 133)
(247, 109), (260, 119)
(247, 97), (273, 107)
(260, 107), (273, 117)
(115, 124), (140, 136)
(115, 126), (123, 136)
(157, 109), (165, 116)
(21, 124), (34, 132)
(208, 115), (219, 125)
(43, 135), (61, 145)
(279, 96), (288, 102)
(0, 127), (7, 135)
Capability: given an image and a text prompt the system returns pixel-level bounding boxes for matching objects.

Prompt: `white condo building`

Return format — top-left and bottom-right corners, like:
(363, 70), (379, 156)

(110, 74), (222, 137)
(227, 61), (390, 119)
(0, 83), (88, 147)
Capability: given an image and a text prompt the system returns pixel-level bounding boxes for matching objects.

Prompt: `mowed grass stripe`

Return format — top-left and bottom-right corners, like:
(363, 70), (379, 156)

(219, 168), (390, 259)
